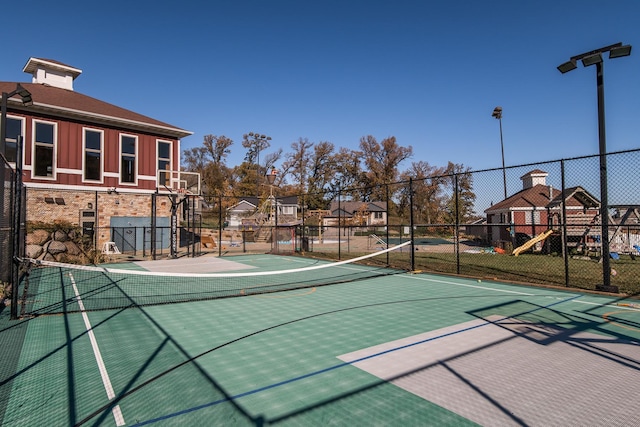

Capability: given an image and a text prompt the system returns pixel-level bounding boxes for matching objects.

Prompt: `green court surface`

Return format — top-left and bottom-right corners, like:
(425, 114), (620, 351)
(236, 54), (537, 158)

(1, 254), (639, 426)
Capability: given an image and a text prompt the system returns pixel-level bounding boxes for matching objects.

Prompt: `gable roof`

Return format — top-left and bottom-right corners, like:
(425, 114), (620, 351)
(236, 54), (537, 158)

(329, 201), (385, 217)
(0, 81), (192, 139)
(485, 184), (561, 213)
(230, 196), (299, 211)
(486, 184), (601, 213)
(547, 186), (600, 209)
(228, 198), (259, 211)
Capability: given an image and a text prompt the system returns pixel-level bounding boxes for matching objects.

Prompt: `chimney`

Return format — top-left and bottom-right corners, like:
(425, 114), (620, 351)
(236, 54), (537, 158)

(521, 170), (548, 190)
(23, 57), (82, 91)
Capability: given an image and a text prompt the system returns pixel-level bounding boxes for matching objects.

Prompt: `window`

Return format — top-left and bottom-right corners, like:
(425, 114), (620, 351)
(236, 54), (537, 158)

(281, 205), (294, 216)
(120, 135), (137, 184)
(525, 210), (541, 225)
(374, 211), (384, 219)
(83, 129), (103, 181)
(34, 121), (55, 178)
(157, 140), (171, 187)
(4, 117), (23, 163)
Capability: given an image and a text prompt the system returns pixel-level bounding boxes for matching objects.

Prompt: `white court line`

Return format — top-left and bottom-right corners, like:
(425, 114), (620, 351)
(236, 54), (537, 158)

(402, 272), (640, 311)
(69, 273), (125, 426)
(404, 273), (535, 295)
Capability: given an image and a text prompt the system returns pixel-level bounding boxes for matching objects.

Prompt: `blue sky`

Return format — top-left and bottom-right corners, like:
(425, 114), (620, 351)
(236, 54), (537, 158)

(2, 0), (639, 174)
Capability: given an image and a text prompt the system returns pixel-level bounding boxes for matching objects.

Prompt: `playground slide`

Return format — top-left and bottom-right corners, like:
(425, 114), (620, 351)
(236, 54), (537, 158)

(512, 229), (554, 256)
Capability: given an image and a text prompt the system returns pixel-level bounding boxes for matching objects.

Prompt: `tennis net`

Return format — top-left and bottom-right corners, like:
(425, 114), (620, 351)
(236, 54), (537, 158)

(17, 241), (411, 316)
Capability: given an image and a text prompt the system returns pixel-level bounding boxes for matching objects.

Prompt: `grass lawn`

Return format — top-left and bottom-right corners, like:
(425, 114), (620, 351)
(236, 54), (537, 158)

(305, 250), (640, 296)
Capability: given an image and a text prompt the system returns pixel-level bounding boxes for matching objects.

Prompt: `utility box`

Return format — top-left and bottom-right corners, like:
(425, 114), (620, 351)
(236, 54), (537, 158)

(79, 209), (96, 237)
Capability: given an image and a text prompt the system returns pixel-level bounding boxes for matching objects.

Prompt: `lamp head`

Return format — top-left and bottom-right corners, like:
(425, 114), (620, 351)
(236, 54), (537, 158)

(581, 53), (603, 67)
(266, 167), (277, 185)
(557, 60), (578, 74)
(609, 44), (632, 59)
(492, 106), (502, 119)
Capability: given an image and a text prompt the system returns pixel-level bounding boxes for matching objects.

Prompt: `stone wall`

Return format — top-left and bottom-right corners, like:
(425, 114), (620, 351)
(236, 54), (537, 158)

(26, 227), (91, 264)
(26, 188), (174, 251)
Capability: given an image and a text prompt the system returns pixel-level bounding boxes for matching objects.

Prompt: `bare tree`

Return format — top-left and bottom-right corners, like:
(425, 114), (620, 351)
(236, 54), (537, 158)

(281, 137), (313, 193)
(182, 134), (233, 196)
(359, 135), (413, 201)
(396, 162), (447, 223)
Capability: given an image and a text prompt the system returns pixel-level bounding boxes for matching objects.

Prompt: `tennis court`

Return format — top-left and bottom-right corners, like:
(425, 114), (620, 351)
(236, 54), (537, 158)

(1, 249), (639, 426)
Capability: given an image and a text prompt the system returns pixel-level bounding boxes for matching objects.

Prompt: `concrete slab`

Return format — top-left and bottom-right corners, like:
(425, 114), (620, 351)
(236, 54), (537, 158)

(339, 315), (640, 426)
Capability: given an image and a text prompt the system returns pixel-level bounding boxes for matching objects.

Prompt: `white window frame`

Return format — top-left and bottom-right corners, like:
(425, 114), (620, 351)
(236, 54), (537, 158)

(524, 210), (541, 225)
(157, 139), (172, 187)
(82, 127), (104, 183)
(281, 205), (294, 216)
(119, 133), (138, 185)
(4, 115), (25, 165)
(31, 119), (57, 180)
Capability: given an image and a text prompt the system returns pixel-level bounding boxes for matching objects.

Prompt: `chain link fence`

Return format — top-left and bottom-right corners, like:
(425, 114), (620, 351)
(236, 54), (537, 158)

(6, 148), (640, 306)
(1, 154), (15, 284)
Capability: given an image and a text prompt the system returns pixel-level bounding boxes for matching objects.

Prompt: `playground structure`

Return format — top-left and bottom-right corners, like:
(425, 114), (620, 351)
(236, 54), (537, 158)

(512, 229), (554, 256)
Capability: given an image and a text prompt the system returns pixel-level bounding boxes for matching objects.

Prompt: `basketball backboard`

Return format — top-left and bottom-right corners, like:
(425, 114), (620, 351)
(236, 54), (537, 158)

(156, 170), (201, 196)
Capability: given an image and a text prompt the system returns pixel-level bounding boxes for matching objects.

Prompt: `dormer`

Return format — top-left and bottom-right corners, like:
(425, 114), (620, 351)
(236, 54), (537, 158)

(22, 57), (82, 91)
(521, 169), (548, 189)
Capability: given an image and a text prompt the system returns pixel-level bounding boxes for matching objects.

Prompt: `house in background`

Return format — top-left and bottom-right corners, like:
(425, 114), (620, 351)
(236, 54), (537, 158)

(485, 169), (601, 252)
(1, 57), (192, 252)
(227, 196), (300, 229)
(323, 201), (387, 227)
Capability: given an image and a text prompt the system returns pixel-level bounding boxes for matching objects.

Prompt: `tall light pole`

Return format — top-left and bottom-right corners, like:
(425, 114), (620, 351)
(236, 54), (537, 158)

(266, 166), (278, 253)
(245, 132), (271, 198)
(558, 42), (632, 293)
(492, 106), (507, 200)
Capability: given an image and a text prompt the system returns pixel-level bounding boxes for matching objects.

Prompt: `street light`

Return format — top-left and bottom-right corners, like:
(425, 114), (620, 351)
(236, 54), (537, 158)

(558, 42), (632, 293)
(491, 106), (507, 200)
(1, 83), (33, 157)
(247, 132), (272, 198)
(266, 167), (278, 252)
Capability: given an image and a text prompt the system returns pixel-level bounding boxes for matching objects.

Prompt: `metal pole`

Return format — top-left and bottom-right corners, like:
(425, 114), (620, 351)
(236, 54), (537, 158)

(170, 194), (177, 258)
(274, 194), (278, 254)
(596, 61), (613, 291)
(0, 92), (7, 156)
(560, 160), (570, 287)
(151, 193), (157, 260)
(218, 195), (223, 257)
(409, 178), (415, 271)
(10, 136), (23, 319)
(338, 189), (341, 260)
(499, 117), (507, 200)
(455, 174), (460, 275)
(386, 183), (390, 266)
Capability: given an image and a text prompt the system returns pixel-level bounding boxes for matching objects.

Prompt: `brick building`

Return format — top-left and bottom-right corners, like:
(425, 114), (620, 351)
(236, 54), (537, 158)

(1, 57), (193, 252)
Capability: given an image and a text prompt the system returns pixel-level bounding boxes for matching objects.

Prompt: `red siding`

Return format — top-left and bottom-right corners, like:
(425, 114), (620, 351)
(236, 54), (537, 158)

(19, 113), (177, 192)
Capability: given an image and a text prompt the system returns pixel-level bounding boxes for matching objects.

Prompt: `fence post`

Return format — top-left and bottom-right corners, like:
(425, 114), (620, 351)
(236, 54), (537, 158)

(170, 193), (177, 258)
(338, 188), (341, 260)
(386, 183), (390, 266)
(560, 160), (570, 287)
(10, 136), (24, 320)
(218, 195), (222, 257)
(151, 193), (157, 260)
(455, 174), (460, 275)
(409, 178), (415, 271)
